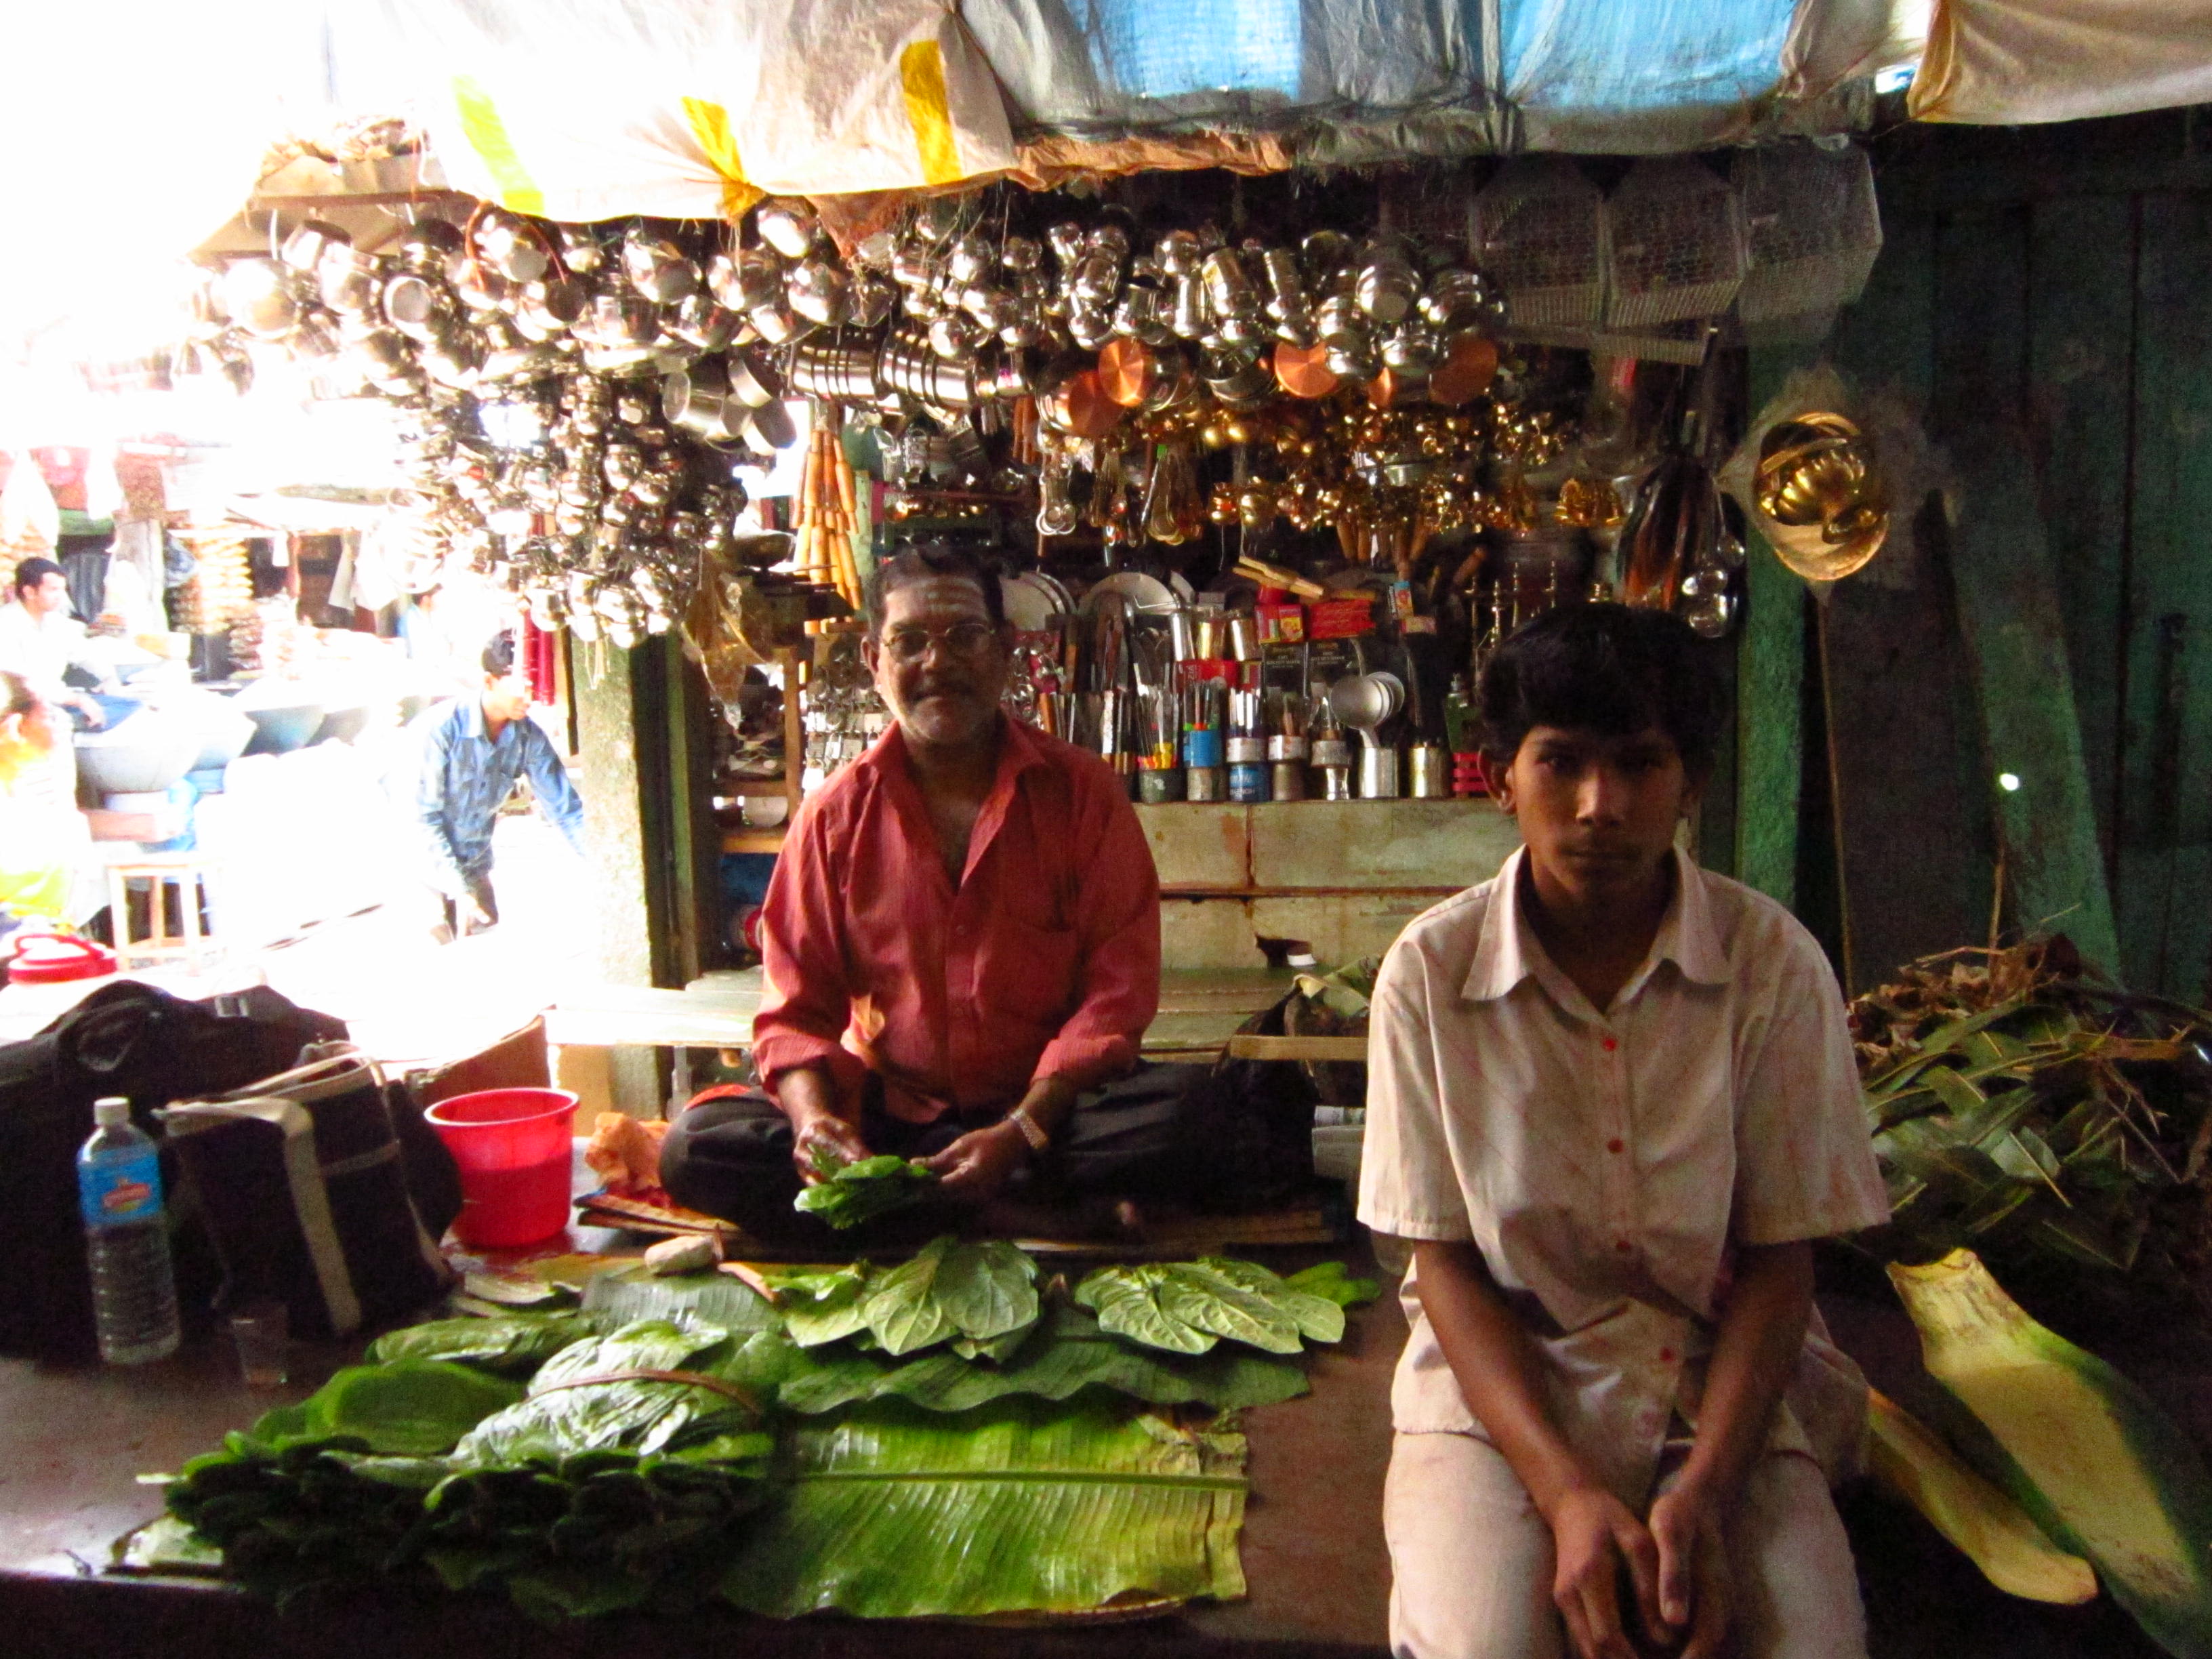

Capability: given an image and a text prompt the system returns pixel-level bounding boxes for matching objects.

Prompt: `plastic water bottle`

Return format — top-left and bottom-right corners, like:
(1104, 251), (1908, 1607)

(77, 1097), (180, 1365)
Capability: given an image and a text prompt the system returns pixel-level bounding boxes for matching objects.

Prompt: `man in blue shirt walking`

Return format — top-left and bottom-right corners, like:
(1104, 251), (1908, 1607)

(414, 632), (584, 940)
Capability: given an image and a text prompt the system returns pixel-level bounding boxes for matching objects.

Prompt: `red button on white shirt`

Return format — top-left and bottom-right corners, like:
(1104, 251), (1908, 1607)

(1658, 1347), (1676, 1364)
(1600, 1036), (1618, 1052)
(1614, 1239), (1633, 1254)
(1606, 1138), (1625, 1154)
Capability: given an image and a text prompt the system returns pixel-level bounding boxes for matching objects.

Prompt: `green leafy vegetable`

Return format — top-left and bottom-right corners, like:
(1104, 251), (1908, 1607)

(365, 1313), (594, 1376)
(861, 1243), (962, 1355)
(293, 1359), (525, 1456)
(768, 1305), (1310, 1415)
(766, 1262), (874, 1348)
(1076, 1259), (1356, 1356)
(1283, 1260), (1382, 1309)
(720, 1398), (1248, 1618)
(793, 1148), (939, 1229)
(454, 1320), (771, 1468)
(1076, 1263), (1216, 1353)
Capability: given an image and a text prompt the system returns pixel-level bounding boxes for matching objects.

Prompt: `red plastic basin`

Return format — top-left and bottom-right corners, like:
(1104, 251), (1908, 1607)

(423, 1087), (577, 1249)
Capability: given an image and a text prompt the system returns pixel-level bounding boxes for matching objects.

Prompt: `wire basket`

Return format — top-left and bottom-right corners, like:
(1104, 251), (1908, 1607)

(1604, 157), (1746, 329)
(1475, 157), (1604, 329)
(1734, 142), (1883, 324)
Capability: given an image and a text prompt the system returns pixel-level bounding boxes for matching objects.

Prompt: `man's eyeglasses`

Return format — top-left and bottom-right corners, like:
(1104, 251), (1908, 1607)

(878, 621), (999, 663)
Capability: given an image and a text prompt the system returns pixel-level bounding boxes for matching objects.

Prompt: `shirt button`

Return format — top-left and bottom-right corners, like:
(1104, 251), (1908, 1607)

(1600, 1036), (1618, 1052)
(1606, 1138), (1624, 1154)
(1658, 1347), (1676, 1364)
(1614, 1239), (1633, 1254)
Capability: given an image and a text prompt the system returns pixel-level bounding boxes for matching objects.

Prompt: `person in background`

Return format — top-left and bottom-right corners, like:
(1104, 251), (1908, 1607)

(411, 630), (583, 942)
(0, 557), (124, 730)
(0, 671), (94, 937)
(1358, 605), (1887, 1659)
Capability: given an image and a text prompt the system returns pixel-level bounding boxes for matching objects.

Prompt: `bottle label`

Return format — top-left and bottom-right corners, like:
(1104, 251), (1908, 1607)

(81, 1149), (163, 1229)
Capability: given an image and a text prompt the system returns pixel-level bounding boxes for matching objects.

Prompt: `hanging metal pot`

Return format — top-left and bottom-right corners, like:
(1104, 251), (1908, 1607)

(280, 221), (349, 273)
(668, 292), (738, 349)
(556, 224), (605, 272)
(381, 272), (449, 342)
(317, 246), (383, 314)
(848, 272), (897, 329)
(788, 258), (851, 327)
(225, 259), (302, 339)
(1355, 237), (1420, 325)
(396, 219), (465, 273)
(725, 348), (785, 409)
(741, 401), (799, 455)
(623, 231), (699, 303)
(1418, 266), (1496, 331)
(475, 213), (550, 283)
(755, 199), (819, 260)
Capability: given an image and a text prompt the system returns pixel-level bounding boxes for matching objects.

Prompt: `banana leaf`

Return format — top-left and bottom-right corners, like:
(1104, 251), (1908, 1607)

(366, 1313), (594, 1376)
(581, 1265), (778, 1334)
(768, 1305), (1311, 1414)
(720, 1397), (1248, 1618)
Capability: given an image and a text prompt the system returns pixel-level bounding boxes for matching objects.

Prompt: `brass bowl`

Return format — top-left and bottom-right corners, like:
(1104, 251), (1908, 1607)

(1753, 411), (1888, 581)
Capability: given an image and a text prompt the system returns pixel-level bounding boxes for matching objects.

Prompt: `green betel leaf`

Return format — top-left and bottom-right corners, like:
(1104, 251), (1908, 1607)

(1075, 1265), (1215, 1354)
(452, 1320), (761, 1467)
(365, 1313), (594, 1376)
(1282, 1261), (1382, 1309)
(793, 1151), (939, 1229)
(301, 1360), (526, 1456)
(720, 1397), (1249, 1619)
(1154, 1264), (1304, 1354)
(775, 1264), (878, 1349)
(1194, 1258), (1347, 1345)
(864, 1238), (960, 1356)
(933, 1240), (1040, 1341)
(773, 1305), (1309, 1415)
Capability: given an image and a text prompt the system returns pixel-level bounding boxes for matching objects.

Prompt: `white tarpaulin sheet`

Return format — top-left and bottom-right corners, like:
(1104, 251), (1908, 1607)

(369, 0), (1018, 220)
(1908, 0), (2212, 125)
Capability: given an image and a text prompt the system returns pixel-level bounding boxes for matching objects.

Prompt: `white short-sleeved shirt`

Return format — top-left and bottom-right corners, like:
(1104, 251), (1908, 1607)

(1356, 846), (1890, 1504)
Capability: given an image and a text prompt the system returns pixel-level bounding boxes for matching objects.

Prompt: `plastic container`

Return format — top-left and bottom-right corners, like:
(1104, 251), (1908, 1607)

(78, 1097), (181, 1365)
(423, 1088), (578, 1248)
(5, 932), (118, 984)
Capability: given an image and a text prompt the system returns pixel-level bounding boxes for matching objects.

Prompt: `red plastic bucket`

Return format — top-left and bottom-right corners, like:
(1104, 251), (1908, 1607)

(423, 1087), (577, 1248)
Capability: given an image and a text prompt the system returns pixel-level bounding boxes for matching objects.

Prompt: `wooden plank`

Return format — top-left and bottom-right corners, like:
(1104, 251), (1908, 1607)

(1225, 1035), (1369, 1061)
(2028, 195), (2137, 888)
(1814, 207), (1988, 988)
(1250, 893), (1442, 966)
(2121, 193), (2212, 1000)
(1134, 802), (1250, 889)
(1932, 204), (2123, 976)
(1736, 344), (1816, 909)
(1160, 895), (1269, 969)
(571, 638), (656, 989)
(1246, 799), (1520, 890)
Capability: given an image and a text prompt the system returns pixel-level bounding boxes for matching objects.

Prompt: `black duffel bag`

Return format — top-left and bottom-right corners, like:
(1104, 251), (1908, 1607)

(0, 981), (348, 1361)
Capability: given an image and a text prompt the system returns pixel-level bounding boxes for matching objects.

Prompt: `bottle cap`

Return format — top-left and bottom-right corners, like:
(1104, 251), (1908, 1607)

(94, 1097), (131, 1126)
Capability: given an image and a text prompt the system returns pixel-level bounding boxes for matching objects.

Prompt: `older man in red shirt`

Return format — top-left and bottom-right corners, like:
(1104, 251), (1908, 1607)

(661, 541), (1209, 1244)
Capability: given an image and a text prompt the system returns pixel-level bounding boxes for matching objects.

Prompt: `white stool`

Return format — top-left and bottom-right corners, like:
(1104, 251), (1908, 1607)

(107, 857), (220, 971)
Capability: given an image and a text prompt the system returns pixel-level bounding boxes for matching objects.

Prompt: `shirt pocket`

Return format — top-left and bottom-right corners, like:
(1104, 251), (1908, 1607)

(978, 917), (1082, 1027)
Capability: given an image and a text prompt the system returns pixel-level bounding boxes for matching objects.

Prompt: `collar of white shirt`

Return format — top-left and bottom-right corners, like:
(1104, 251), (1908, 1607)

(1460, 844), (1731, 1011)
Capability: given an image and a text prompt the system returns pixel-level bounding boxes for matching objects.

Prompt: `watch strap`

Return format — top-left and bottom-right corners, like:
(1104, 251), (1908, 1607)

(1007, 1104), (1050, 1152)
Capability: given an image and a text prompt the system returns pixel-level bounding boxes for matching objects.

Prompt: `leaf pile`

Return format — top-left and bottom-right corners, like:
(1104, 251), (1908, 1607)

(1852, 937), (2212, 1327)
(793, 1148), (939, 1229)
(767, 1237), (1040, 1359)
(155, 1251), (1378, 1620)
(163, 1330), (774, 1618)
(1074, 1259), (1354, 1355)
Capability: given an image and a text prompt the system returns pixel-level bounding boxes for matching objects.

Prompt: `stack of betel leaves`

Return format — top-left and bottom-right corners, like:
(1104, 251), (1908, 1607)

(143, 1239), (1375, 1623)
(792, 1147), (939, 1229)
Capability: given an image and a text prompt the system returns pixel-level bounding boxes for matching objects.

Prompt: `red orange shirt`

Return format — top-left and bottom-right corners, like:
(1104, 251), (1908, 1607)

(752, 716), (1160, 1124)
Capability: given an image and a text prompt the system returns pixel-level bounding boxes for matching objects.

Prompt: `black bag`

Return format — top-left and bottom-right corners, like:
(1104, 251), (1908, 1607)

(0, 981), (348, 1361)
(162, 1046), (453, 1337)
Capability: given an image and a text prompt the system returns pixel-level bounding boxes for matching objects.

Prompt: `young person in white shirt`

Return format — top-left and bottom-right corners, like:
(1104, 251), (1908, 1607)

(1357, 604), (1889, 1659)
(0, 557), (115, 730)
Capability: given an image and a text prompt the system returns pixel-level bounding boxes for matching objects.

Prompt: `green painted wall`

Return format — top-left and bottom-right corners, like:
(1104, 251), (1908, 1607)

(1810, 112), (2212, 999)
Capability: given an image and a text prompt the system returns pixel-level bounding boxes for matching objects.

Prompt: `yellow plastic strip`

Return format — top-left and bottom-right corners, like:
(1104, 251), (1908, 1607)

(899, 39), (963, 186)
(681, 97), (765, 220)
(451, 75), (544, 217)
